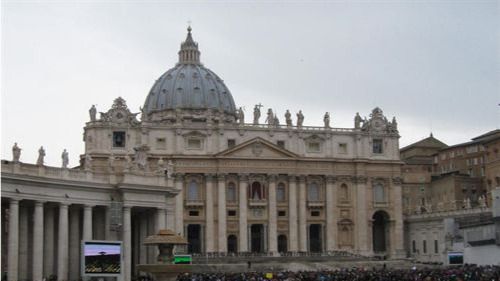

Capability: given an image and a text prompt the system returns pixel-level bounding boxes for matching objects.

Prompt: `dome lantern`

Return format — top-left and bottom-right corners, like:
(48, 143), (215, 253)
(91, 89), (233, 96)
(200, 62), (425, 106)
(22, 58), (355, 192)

(178, 26), (201, 65)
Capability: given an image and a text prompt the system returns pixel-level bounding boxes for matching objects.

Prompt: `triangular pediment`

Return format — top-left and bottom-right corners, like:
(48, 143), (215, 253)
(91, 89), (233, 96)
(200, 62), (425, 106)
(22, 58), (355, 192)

(215, 137), (298, 159)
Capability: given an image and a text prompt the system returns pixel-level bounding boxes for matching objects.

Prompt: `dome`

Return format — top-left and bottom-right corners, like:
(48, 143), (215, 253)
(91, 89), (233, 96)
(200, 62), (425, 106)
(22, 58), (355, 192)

(143, 27), (237, 122)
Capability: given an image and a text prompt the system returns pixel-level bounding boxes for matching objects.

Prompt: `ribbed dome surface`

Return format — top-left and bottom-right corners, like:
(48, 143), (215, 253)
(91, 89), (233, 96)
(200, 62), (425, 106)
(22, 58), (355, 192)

(143, 27), (236, 117)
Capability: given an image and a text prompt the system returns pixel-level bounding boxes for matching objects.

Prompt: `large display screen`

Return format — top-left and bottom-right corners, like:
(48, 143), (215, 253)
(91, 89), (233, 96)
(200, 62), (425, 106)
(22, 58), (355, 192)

(448, 251), (464, 265)
(81, 241), (122, 276)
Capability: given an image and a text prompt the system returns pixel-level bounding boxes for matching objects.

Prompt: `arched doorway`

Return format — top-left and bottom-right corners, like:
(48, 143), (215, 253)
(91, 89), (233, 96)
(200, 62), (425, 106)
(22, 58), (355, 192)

(227, 235), (238, 253)
(309, 224), (322, 252)
(278, 235), (288, 253)
(187, 224), (201, 253)
(250, 224), (264, 253)
(372, 211), (390, 253)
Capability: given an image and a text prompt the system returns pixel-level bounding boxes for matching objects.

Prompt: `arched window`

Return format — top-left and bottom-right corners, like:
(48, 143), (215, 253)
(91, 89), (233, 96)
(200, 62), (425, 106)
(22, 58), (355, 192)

(250, 182), (265, 200)
(308, 182), (319, 201)
(277, 183), (286, 202)
(227, 182), (237, 202)
(340, 184), (348, 200)
(187, 180), (199, 200)
(373, 183), (385, 203)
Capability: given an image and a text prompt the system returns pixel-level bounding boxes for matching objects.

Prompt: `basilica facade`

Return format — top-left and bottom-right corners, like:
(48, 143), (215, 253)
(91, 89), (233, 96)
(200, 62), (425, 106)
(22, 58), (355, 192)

(1, 27), (404, 281)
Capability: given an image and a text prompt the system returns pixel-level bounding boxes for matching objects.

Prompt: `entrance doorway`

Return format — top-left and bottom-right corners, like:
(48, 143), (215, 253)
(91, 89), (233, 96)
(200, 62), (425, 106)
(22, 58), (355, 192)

(372, 211), (390, 253)
(250, 224), (264, 253)
(309, 224), (322, 252)
(227, 235), (238, 253)
(278, 235), (288, 253)
(187, 224), (201, 253)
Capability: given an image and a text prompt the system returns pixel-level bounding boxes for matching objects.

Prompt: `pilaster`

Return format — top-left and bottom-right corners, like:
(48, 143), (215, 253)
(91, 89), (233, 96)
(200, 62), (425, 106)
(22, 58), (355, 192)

(268, 175), (278, 254)
(205, 174), (215, 252)
(298, 176), (307, 252)
(288, 176), (298, 252)
(217, 174), (227, 252)
(238, 174), (249, 252)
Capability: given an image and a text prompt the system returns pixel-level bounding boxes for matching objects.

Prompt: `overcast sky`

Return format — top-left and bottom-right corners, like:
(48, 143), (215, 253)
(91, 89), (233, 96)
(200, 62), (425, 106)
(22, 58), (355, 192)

(1, 1), (499, 167)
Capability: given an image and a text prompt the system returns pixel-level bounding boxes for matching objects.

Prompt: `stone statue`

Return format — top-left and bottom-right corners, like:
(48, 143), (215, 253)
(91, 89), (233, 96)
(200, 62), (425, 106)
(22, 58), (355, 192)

(323, 112), (330, 128)
(237, 107), (245, 125)
(133, 146), (148, 170)
(285, 110), (292, 127)
(274, 115), (280, 127)
(296, 110), (304, 128)
(392, 117), (398, 131)
(89, 105), (97, 121)
(166, 160), (174, 179)
(465, 197), (471, 209)
(12, 142), (21, 163)
(157, 158), (165, 175)
(253, 104), (262, 125)
(84, 154), (92, 171)
(265, 108), (274, 126)
(478, 195), (486, 208)
(108, 154), (115, 172)
(61, 149), (69, 168)
(354, 112), (362, 129)
(36, 146), (45, 166)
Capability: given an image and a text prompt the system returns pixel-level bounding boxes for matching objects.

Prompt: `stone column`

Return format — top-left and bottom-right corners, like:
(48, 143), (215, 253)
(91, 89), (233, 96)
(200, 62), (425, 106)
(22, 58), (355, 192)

(217, 174), (227, 252)
(392, 177), (405, 257)
(205, 174), (215, 252)
(298, 176), (307, 252)
(83, 205), (93, 241)
(57, 202), (69, 281)
(268, 175), (278, 254)
(44, 205), (55, 277)
(288, 176), (298, 252)
(156, 208), (166, 231)
(69, 206), (80, 281)
(123, 206), (132, 281)
(7, 198), (19, 281)
(175, 174), (184, 236)
(326, 176), (337, 251)
(18, 204), (28, 281)
(139, 216), (148, 264)
(33, 201), (44, 281)
(355, 176), (369, 254)
(238, 174), (249, 252)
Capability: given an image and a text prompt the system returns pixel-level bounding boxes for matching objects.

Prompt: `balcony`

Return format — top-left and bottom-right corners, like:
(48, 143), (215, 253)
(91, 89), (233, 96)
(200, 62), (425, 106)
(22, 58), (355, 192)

(307, 201), (325, 208)
(248, 199), (267, 208)
(185, 200), (204, 208)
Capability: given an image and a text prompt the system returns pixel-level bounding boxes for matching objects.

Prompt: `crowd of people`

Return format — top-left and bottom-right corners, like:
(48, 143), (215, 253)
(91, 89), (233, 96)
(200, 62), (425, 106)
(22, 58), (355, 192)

(175, 265), (500, 281)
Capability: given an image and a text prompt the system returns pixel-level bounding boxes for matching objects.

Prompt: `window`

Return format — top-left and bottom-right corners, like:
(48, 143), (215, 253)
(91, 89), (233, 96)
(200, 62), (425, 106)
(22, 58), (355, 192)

(156, 138), (166, 149)
(308, 182), (320, 201)
(187, 180), (199, 200)
(423, 240), (427, 254)
(277, 183), (286, 202)
(434, 240), (438, 254)
(372, 139), (383, 154)
(307, 142), (321, 153)
(227, 183), (237, 202)
(227, 210), (237, 216)
(250, 182), (265, 200)
(412, 240), (416, 253)
(189, 211), (199, 217)
(187, 138), (202, 149)
(227, 139), (236, 148)
(338, 143), (347, 154)
(311, 211), (320, 217)
(373, 183), (385, 203)
(113, 131), (126, 148)
(277, 140), (285, 148)
(278, 210), (286, 217)
(340, 184), (348, 200)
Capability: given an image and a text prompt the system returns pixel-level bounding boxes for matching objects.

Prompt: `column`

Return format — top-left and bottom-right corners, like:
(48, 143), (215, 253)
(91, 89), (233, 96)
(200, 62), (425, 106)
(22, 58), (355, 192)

(139, 216), (148, 264)
(33, 201), (44, 281)
(326, 176), (337, 251)
(18, 204), (28, 281)
(44, 205), (55, 277)
(156, 208), (166, 231)
(57, 202), (69, 281)
(175, 174), (184, 236)
(217, 174), (227, 252)
(268, 175), (278, 254)
(68, 206), (80, 281)
(205, 174), (215, 252)
(83, 205), (93, 241)
(123, 206), (132, 281)
(238, 174), (248, 252)
(355, 176), (369, 254)
(392, 177), (405, 257)
(298, 176), (307, 252)
(166, 202), (175, 231)
(7, 198), (19, 281)
(288, 176), (298, 252)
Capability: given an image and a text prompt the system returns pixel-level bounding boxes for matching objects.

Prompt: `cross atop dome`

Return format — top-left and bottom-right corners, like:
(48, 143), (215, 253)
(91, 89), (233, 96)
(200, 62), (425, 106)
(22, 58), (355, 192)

(178, 25), (201, 64)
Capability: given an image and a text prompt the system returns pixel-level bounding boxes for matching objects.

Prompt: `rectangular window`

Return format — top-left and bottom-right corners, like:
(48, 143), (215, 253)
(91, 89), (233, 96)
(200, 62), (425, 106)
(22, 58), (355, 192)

(338, 143), (348, 154)
(311, 211), (320, 217)
(227, 210), (237, 216)
(156, 138), (166, 149)
(372, 139), (383, 154)
(113, 131), (126, 148)
(278, 210), (286, 217)
(227, 139), (236, 148)
(307, 142), (321, 152)
(423, 240), (427, 254)
(434, 240), (438, 254)
(189, 211), (199, 217)
(412, 240), (416, 253)
(277, 140), (285, 148)
(187, 138), (202, 149)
